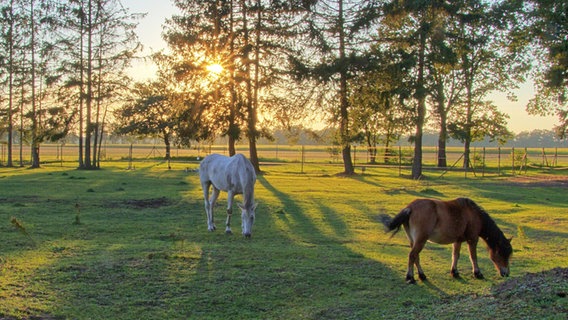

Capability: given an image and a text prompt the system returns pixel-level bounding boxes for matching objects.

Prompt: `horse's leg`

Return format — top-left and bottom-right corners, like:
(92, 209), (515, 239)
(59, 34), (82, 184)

(406, 238), (427, 284)
(467, 239), (484, 279)
(207, 187), (221, 232)
(225, 191), (234, 234)
(450, 242), (462, 278)
(202, 181), (215, 231)
(414, 255), (427, 281)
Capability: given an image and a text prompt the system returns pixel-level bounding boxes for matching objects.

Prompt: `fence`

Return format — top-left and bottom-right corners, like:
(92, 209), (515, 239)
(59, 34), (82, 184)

(2, 143), (567, 176)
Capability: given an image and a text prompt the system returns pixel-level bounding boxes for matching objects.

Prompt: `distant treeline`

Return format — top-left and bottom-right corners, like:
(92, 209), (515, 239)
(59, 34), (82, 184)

(32, 127), (564, 149)
(255, 127), (568, 148)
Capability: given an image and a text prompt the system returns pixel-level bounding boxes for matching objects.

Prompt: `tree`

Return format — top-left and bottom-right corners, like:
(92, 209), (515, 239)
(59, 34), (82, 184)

(350, 52), (414, 164)
(449, 100), (513, 149)
(380, 0), (453, 178)
(56, 0), (141, 169)
(452, 0), (526, 168)
(520, 1), (568, 138)
(19, 0), (64, 168)
(0, 0), (18, 167)
(115, 51), (211, 163)
(291, 0), (380, 175)
(424, 4), (462, 168)
(165, 1), (314, 173)
(164, 0), (242, 156)
(114, 81), (176, 160)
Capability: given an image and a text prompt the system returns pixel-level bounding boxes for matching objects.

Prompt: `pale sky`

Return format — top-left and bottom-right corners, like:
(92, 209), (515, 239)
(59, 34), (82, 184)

(122, 0), (558, 134)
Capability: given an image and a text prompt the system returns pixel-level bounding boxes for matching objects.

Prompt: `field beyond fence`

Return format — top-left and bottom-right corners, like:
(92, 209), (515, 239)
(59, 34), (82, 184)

(2, 143), (568, 176)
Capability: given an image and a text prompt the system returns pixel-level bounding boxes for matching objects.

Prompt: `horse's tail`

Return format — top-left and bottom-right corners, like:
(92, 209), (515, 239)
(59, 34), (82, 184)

(378, 207), (411, 238)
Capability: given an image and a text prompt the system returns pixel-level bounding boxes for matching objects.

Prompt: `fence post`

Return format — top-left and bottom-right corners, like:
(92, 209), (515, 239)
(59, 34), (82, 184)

(482, 147), (486, 177)
(353, 145), (357, 165)
(301, 145), (305, 174)
(128, 144), (133, 170)
(524, 147), (528, 173)
(398, 146), (402, 176)
(498, 147), (501, 176)
(60, 143), (64, 167)
(512, 147), (515, 176)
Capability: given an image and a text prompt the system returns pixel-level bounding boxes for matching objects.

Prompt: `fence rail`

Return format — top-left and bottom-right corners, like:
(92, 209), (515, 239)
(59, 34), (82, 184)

(2, 143), (568, 176)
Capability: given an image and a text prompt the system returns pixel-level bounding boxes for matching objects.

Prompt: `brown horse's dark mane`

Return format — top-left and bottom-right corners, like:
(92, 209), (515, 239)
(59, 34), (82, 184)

(458, 198), (512, 259)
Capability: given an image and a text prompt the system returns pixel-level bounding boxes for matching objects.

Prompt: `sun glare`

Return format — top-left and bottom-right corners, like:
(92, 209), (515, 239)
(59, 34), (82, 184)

(206, 63), (224, 75)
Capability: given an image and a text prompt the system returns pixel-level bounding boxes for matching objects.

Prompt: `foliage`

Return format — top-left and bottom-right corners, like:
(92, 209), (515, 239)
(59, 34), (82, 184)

(449, 101), (514, 145)
(349, 69), (415, 163)
(0, 0), (142, 169)
(290, 0), (383, 175)
(506, 0), (568, 138)
(1, 0), (565, 176)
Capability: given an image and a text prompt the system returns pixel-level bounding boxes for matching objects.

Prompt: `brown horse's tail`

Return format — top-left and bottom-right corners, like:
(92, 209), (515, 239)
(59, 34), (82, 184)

(379, 207), (411, 237)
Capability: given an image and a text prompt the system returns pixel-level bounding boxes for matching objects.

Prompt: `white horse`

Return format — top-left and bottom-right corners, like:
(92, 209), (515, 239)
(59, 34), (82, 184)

(199, 153), (257, 238)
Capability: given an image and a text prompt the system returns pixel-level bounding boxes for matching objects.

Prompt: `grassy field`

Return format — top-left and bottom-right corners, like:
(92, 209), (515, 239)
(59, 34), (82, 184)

(0, 161), (566, 319)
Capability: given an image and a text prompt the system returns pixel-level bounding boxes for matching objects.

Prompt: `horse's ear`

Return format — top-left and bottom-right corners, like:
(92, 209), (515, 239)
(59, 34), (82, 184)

(508, 237), (513, 243)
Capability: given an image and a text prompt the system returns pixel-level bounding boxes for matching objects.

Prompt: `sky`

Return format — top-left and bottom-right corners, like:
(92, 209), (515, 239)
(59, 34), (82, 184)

(122, 0), (558, 134)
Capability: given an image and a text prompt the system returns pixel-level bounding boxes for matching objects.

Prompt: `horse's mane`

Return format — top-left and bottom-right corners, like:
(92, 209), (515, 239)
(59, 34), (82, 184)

(458, 198), (513, 258)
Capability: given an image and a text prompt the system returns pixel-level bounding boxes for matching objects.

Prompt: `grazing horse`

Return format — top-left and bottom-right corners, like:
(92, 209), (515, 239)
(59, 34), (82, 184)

(380, 197), (512, 284)
(199, 153), (257, 238)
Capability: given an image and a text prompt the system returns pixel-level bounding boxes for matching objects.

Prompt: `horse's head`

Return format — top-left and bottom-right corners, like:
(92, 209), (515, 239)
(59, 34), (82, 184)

(239, 202), (257, 238)
(489, 237), (513, 277)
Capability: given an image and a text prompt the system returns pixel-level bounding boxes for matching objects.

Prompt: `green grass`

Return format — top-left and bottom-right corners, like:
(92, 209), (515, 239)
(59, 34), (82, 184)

(0, 162), (566, 319)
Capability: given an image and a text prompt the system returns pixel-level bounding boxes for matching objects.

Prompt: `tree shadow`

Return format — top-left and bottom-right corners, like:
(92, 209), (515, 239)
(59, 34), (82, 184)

(0, 166), (498, 319)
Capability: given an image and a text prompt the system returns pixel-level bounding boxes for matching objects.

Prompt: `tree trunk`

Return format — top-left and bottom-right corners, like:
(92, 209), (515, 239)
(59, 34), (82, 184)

(30, 0), (40, 168)
(248, 0), (262, 173)
(84, 0), (93, 169)
(437, 104), (448, 167)
(164, 132), (171, 161)
(338, 0), (354, 175)
(463, 138), (471, 170)
(7, 0), (14, 167)
(19, 78), (24, 167)
(384, 136), (391, 164)
(412, 28), (427, 179)
(241, 0), (260, 173)
(96, 107), (108, 168)
(227, 0), (237, 156)
(464, 68), (473, 170)
(228, 133), (236, 156)
(78, 4), (85, 168)
(366, 132), (377, 164)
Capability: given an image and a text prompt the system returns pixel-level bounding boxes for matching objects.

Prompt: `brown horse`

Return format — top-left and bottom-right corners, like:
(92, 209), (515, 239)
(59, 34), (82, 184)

(380, 197), (512, 284)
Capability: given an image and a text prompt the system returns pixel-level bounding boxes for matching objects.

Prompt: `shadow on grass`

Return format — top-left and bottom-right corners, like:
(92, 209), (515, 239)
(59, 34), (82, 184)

(1, 165), (527, 319)
(236, 175), (437, 319)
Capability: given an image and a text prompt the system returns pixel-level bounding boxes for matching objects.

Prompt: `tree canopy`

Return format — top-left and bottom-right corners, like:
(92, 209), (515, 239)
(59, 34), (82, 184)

(0, 0), (565, 175)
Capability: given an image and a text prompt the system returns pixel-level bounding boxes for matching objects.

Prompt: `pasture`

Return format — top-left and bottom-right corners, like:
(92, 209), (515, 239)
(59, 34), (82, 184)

(0, 161), (566, 319)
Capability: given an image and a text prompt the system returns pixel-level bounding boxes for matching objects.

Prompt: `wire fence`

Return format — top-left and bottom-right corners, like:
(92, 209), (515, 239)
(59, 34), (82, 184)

(2, 143), (568, 177)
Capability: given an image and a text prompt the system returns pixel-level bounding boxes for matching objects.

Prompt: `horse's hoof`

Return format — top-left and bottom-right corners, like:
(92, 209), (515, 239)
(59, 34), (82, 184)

(418, 273), (427, 281)
(474, 272), (484, 279)
(451, 270), (461, 279)
(225, 230), (233, 235)
(406, 276), (416, 284)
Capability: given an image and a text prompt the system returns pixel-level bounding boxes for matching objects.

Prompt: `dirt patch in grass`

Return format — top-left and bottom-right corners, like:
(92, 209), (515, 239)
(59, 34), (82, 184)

(493, 267), (568, 299)
(502, 175), (568, 188)
(105, 197), (174, 209)
(421, 267), (568, 319)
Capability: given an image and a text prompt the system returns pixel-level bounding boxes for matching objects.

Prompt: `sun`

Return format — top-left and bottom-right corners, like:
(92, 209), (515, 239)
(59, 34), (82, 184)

(206, 63), (224, 75)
